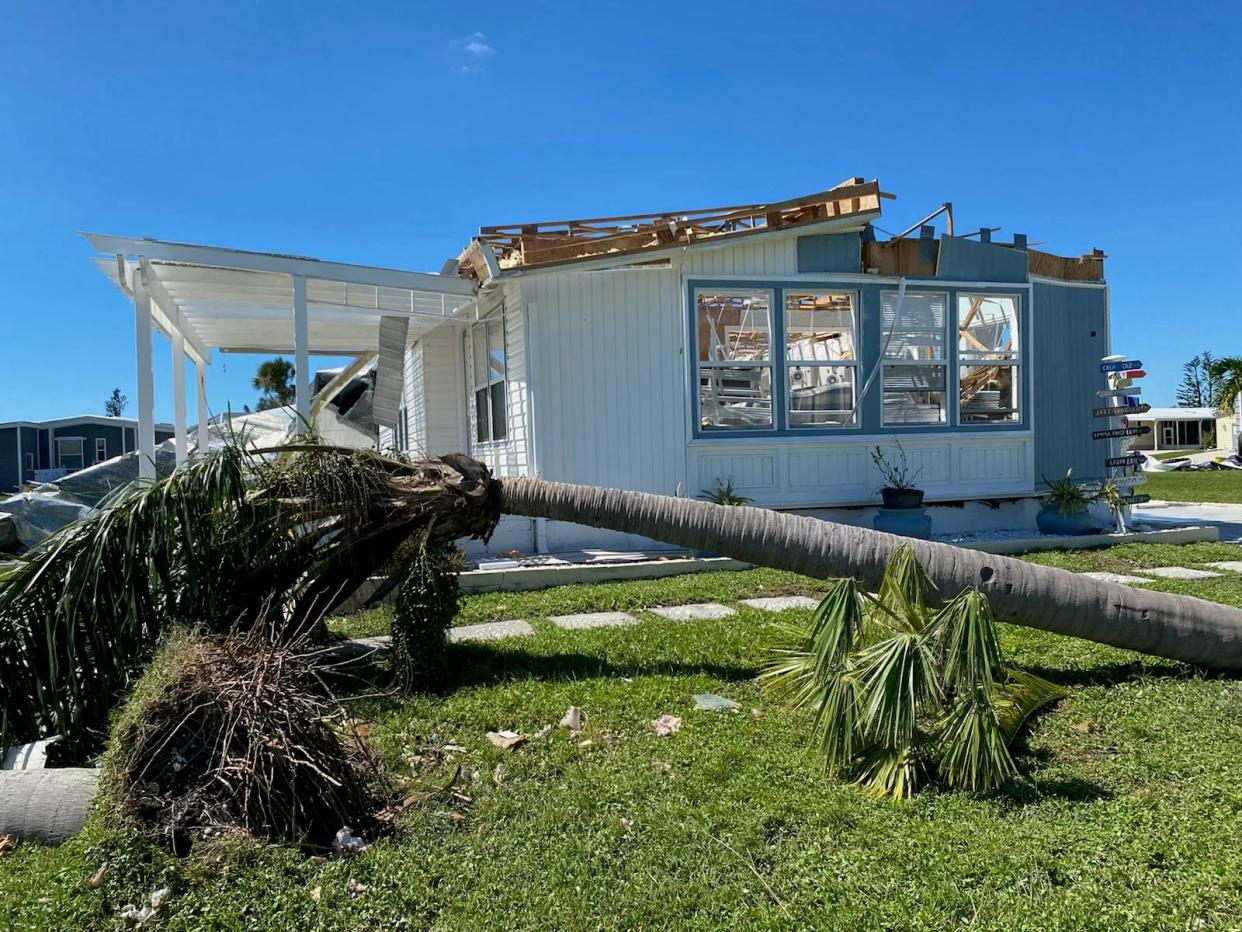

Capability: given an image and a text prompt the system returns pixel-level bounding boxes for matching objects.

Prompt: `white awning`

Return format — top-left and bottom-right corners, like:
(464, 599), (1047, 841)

(84, 232), (478, 477)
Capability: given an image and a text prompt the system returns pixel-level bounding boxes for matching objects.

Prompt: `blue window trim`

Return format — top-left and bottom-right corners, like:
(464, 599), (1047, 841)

(687, 279), (1029, 440)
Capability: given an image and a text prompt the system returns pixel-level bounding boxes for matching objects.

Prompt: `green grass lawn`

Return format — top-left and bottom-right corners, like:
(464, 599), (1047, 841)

(5, 544), (1242, 930)
(1139, 469), (1242, 503)
(1150, 448), (1200, 461)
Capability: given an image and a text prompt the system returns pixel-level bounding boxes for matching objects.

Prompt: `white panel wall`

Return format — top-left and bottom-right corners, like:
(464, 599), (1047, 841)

(465, 280), (529, 479)
(523, 266), (688, 494)
(688, 434), (1034, 507)
(419, 327), (465, 454)
(676, 235), (798, 276)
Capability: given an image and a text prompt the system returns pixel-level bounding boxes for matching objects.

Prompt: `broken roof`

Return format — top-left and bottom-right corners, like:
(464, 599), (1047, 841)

(460, 177), (891, 279)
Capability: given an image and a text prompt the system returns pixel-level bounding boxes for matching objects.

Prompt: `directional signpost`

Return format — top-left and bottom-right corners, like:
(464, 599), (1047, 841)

(1094, 355), (1147, 531)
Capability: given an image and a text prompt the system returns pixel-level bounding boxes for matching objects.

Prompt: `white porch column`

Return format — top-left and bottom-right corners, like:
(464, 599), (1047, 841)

(196, 359), (209, 454)
(132, 269), (157, 480)
(171, 330), (188, 464)
(292, 274), (310, 425)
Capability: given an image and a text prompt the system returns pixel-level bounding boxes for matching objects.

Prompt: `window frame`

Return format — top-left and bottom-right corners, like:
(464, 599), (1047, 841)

(693, 287), (777, 433)
(688, 280), (1028, 439)
(954, 292), (1022, 427)
(24, 452), (33, 472)
(470, 313), (508, 446)
(55, 436), (85, 471)
(879, 289), (949, 428)
(783, 289), (861, 430)
(95, 437), (108, 463)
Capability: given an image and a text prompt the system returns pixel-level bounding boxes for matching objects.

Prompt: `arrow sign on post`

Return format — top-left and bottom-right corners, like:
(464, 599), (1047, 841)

(1100, 359), (1143, 373)
(1093, 426), (1151, 439)
(1093, 402), (1152, 417)
(1106, 454), (1146, 468)
(1120, 494), (1151, 505)
(1097, 386), (1141, 398)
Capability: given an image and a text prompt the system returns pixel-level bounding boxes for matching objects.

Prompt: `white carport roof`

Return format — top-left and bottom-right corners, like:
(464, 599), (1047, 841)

(85, 233), (477, 361)
(84, 232), (478, 478)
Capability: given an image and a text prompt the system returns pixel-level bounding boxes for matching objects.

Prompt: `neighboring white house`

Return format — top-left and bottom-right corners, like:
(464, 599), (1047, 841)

(375, 178), (1113, 554)
(1125, 407), (1217, 451)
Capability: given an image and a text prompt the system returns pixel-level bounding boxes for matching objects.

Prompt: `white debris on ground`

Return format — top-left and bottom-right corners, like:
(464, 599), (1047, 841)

(332, 825), (368, 853)
(119, 887), (169, 925)
(692, 693), (741, 712)
(486, 730), (526, 750)
(652, 715), (682, 737)
(559, 706), (584, 733)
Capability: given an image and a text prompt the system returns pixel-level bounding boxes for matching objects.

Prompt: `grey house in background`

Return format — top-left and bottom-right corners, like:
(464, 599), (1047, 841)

(0, 416), (174, 492)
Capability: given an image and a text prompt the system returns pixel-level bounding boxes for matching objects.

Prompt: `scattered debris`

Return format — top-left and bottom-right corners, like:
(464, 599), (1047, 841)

(693, 693), (740, 712)
(442, 744), (467, 754)
(0, 835), (14, 857)
(620, 817), (634, 834)
(84, 861), (109, 888)
(577, 739), (594, 749)
(653, 715), (682, 737)
(347, 878), (366, 899)
(751, 708), (764, 719)
(492, 763), (505, 785)
(486, 730), (526, 751)
(119, 887), (170, 925)
(560, 706), (584, 733)
(1071, 721), (1096, 734)
(332, 825), (368, 854)
(534, 725), (553, 739)
(309, 885), (322, 904)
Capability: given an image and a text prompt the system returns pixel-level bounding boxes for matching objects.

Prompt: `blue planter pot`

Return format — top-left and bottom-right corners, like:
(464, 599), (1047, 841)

(873, 507), (932, 540)
(1035, 505), (1098, 536)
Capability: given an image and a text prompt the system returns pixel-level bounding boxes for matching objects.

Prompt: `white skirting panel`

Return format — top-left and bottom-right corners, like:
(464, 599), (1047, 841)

(689, 433), (1035, 507)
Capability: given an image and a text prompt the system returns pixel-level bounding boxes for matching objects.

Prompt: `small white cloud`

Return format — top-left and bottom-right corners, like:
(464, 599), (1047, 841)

(452, 32), (496, 73)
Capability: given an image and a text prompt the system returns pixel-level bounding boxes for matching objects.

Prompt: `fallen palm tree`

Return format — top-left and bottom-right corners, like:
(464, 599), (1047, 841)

(3, 446), (1241, 807)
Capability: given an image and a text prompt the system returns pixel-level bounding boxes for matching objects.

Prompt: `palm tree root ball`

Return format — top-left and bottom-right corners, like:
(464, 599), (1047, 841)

(108, 630), (381, 853)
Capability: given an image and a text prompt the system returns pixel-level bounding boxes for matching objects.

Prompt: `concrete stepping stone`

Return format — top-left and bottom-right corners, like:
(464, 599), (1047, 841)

(1204, 561), (1242, 573)
(1080, 572), (1153, 586)
(1137, 566), (1221, 580)
(739, 595), (821, 612)
(449, 620), (534, 643)
(648, 602), (737, 621)
(548, 611), (637, 630)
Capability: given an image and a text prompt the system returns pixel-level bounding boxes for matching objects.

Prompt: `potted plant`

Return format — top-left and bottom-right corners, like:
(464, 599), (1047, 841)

(1036, 469), (1098, 536)
(1095, 480), (1128, 533)
(871, 442), (930, 539)
(871, 443), (924, 509)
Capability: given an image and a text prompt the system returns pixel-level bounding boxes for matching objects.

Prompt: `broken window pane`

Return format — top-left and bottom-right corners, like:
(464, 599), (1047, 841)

(696, 291), (771, 363)
(960, 364), (1018, 422)
(699, 367), (772, 429)
(957, 295), (1018, 358)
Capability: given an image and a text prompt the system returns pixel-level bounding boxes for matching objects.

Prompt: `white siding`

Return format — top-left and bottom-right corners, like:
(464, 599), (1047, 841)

(524, 267), (688, 494)
(419, 327), (465, 454)
(465, 279), (530, 479)
(675, 235), (798, 276)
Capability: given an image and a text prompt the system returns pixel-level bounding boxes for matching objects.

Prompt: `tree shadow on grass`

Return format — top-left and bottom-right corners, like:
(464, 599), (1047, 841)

(1022, 659), (1210, 689)
(440, 641), (757, 692)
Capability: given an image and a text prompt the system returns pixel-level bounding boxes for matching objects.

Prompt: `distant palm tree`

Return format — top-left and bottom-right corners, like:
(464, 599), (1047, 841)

(252, 357), (295, 410)
(1210, 356), (1242, 417)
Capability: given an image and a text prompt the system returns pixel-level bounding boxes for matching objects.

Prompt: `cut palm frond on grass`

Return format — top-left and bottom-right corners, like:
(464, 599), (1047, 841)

(760, 546), (1066, 798)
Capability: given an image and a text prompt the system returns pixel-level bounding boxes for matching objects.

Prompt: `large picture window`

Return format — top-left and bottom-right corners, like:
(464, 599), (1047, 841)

(957, 294), (1020, 423)
(696, 290), (774, 430)
(471, 316), (507, 444)
(881, 291), (947, 425)
(56, 437), (84, 471)
(785, 292), (858, 427)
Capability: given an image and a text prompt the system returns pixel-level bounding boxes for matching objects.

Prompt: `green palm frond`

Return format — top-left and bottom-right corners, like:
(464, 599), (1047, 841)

(815, 672), (862, 776)
(995, 669), (1068, 740)
(930, 588), (1003, 691)
(759, 578), (864, 708)
(935, 689), (1016, 791)
(874, 545), (939, 631)
(853, 743), (923, 799)
(855, 632), (940, 749)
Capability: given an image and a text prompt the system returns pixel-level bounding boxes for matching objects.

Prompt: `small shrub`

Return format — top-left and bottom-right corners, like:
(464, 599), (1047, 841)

(699, 478), (752, 506)
(391, 541), (462, 694)
(1042, 469), (1090, 516)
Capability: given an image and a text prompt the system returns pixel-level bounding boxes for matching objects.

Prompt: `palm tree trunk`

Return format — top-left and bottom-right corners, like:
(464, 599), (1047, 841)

(500, 478), (1242, 670)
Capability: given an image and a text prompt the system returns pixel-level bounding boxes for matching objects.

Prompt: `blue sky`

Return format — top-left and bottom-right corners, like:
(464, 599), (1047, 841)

(1, 1), (1238, 422)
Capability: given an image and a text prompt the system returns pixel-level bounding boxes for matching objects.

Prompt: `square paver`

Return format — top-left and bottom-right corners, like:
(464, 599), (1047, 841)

(449, 619), (535, 643)
(739, 595), (821, 612)
(1204, 561), (1242, 573)
(1080, 572), (1154, 586)
(548, 611), (637, 630)
(648, 603), (737, 621)
(1137, 566), (1221, 580)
